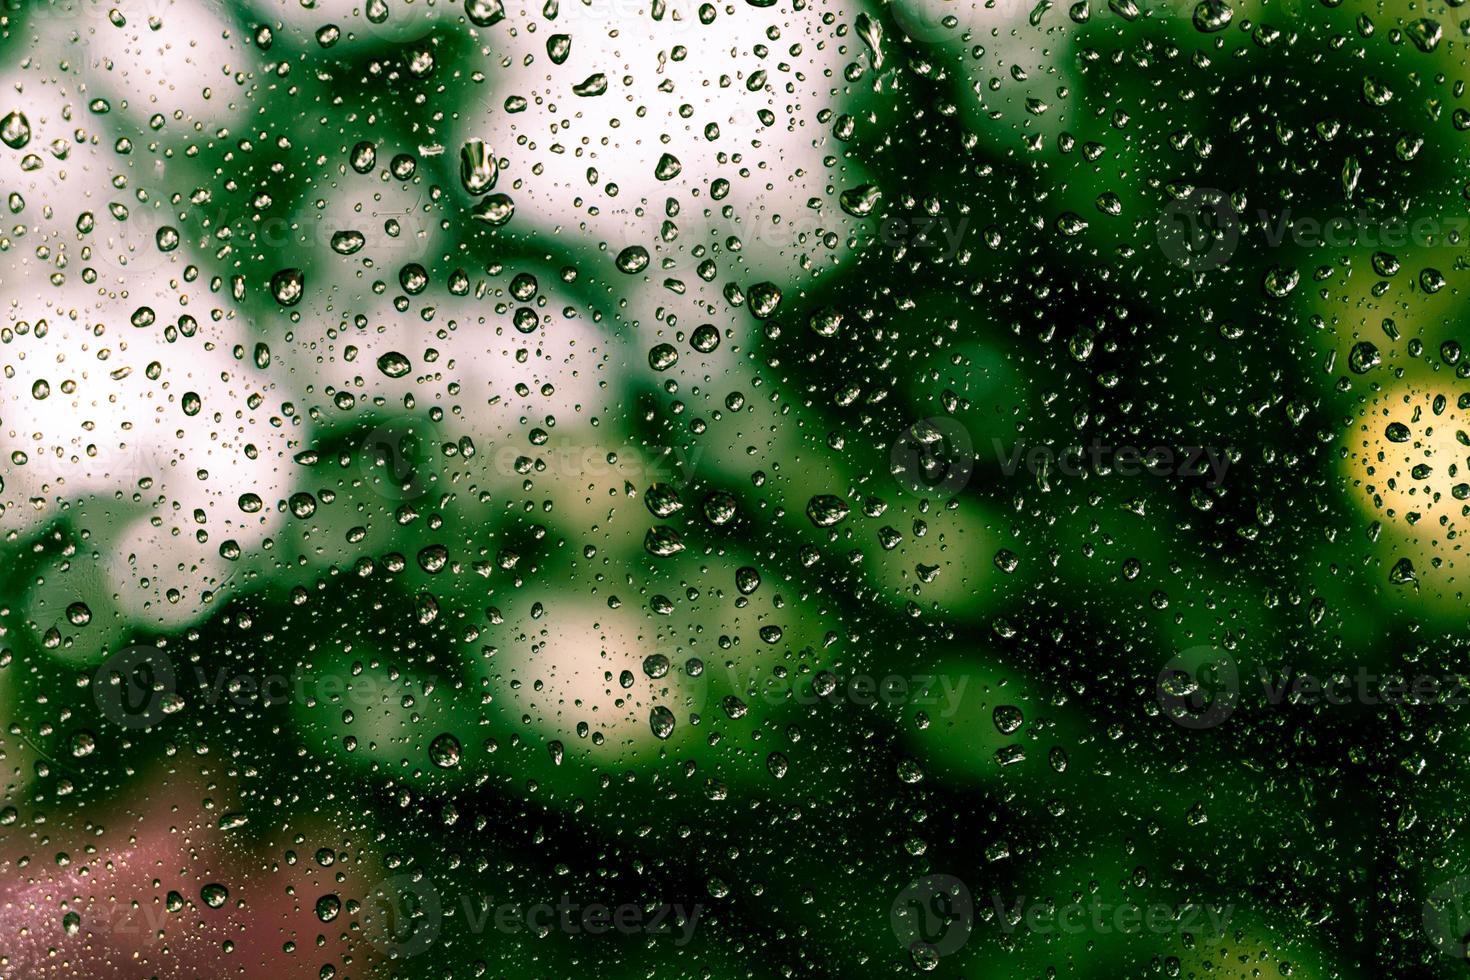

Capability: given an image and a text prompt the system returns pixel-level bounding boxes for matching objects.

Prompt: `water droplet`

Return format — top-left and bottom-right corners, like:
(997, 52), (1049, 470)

(1389, 557), (1418, 586)
(747, 281), (782, 318)
(1056, 211), (1088, 236)
(315, 894), (342, 922)
(809, 307), (843, 336)
(735, 566), (761, 594)
(1263, 266), (1299, 298)
(0, 110), (30, 149)
(806, 494), (849, 527)
(472, 193), (516, 225)
(1371, 251), (1400, 277)
(655, 152), (683, 181)
(513, 307), (539, 333)
(430, 733), (462, 768)
(350, 141), (377, 174)
(703, 491), (738, 525)
(289, 492), (317, 518)
(270, 268), (304, 306)
(644, 526), (686, 556)
(649, 706), (677, 739)
(1407, 17), (1442, 53)
(378, 351), (412, 377)
(855, 12), (882, 69)
(510, 272), (538, 300)
(1192, 0), (1232, 32)
(839, 184), (881, 218)
(418, 544), (449, 573)
(993, 705), (1024, 734)
(459, 139), (498, 195)
(645, 483), (683, 518)
(331, 230), (366, 254)
(399, 263), (429, 295)
(1348, 342), (1381, 374)
(70, 731), (96, 757)
(466, 0), (505, 25)
(616, 246), (650, 273)
(573, 73), (608, 97)
(690, 324), (720, 352)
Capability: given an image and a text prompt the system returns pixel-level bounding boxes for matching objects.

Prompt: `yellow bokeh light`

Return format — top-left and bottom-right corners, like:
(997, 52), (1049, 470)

(1342, 381), (1470, 602)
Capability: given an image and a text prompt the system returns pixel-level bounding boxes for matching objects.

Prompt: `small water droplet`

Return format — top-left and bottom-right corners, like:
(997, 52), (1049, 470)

(377, 351), (412, 377)
(270, 268), (304, 306)
(573, 73), (608, 97)
(690, 324), (720, 352)
(430, 732), (462, 768)
(616, 246), (650, 273)
(1192, 0), (1232, 32)
(0, 110), (30, 149)
(747, 281), (782, 318)
(1348, 342), (1381, 374)
(806, 494), (850, 527)
(649, 705), (677, 739)
(839, 183), (881, 218)
(315, 894), (342, 922)
(459, 139), (498, 195)
(466, 0), (505, 25)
